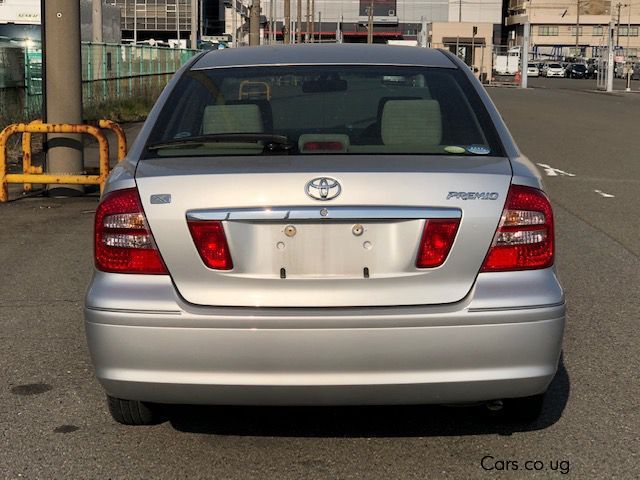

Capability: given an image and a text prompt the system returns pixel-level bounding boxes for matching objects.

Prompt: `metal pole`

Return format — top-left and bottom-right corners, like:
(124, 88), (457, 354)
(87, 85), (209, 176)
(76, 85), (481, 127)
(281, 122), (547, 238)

(306, 0), (310, 42)
(232, 0), (238, 47)
(459, 0), (462, 22)
(43, 0), (84, 195)
(471, 26), (476, 74)
(607, 21), (615, 91)
(521, 22), (530, 88)
(626, 3), (632, 91)
(297, 0), (302, 43)
(92, 0), (103, 83)
(177, 0), (181, 47)
(311, 0), (315, 42)
(480, 44), (485, 82)
(616, 2), (622, 49)
(318, 11), (321, 42)
(269, 0), (274, 44)
(250, 0), (261, 46)
(190, 0), (198, 48)
(627, 3), (632, 53)
(199, 0), (204, 38)
(367, 0), (374, 44)
(575, 0), (580, 56)
(284, 0), (290, 43)
(133, 0), (137, 43)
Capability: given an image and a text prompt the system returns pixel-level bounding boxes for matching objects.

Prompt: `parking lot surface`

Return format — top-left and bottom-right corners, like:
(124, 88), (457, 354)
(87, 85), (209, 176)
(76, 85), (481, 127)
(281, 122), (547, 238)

(1, 85), (639, 479)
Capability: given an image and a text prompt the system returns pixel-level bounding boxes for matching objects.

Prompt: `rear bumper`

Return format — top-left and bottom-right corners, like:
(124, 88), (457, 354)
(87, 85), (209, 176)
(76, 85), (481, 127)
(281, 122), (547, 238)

(86, 314), (564, 405)
(85, 269), (565, 405)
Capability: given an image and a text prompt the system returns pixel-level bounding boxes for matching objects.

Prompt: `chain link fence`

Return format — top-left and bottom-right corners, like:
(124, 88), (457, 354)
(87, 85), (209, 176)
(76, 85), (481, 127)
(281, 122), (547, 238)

(0, 42), (199, 125)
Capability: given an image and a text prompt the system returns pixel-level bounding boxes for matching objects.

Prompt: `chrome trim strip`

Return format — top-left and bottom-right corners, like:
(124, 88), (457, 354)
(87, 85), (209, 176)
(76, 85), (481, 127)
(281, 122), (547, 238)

(85, 306), (182, 315)
(467, 301), (566, 313)
(187, 206), (462, 222)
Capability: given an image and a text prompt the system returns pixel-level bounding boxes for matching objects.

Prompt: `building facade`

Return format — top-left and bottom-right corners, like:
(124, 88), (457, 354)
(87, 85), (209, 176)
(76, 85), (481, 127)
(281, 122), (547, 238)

(111, 0), (225, 45)
(231, 0), (503, 45)
(507, 0), (640, 59)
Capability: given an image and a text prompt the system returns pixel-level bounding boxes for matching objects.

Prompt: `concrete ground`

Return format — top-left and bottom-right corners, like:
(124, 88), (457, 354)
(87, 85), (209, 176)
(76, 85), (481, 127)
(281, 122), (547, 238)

(0, 85), (638, 479)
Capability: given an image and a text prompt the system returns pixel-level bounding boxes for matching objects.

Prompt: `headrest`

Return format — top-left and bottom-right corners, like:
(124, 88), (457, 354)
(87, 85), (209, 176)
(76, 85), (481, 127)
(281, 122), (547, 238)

(381, 99), (442, 146)
(202, 104), (263, 134)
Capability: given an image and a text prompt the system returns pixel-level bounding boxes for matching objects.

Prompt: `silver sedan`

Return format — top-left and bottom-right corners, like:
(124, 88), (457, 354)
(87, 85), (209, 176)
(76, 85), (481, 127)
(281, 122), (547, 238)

(85, 44), (565, 425)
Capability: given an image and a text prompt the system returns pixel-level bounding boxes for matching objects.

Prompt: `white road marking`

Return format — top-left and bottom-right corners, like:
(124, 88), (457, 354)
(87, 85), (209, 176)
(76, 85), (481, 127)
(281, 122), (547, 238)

(594, 190), (615, 198)
(537, 163), (576, 177)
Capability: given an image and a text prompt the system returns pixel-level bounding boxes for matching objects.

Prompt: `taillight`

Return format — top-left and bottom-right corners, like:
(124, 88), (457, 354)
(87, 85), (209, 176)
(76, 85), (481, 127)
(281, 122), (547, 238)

(94, 188), (168, 274)
(481, 185), (554, 272)
(187, 220), (233, 270)
(416, 219), (460, 268)
(302, 141), (344, 152)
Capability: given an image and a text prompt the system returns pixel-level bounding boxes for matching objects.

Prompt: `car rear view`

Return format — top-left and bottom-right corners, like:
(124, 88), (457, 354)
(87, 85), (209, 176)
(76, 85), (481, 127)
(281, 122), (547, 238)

(546, 63), (565, 78)
(84, 45), (565, 425)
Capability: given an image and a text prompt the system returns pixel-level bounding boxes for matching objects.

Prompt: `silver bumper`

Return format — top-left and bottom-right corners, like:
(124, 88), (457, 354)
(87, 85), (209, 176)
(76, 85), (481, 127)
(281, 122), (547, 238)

(85, 270), (565, 406)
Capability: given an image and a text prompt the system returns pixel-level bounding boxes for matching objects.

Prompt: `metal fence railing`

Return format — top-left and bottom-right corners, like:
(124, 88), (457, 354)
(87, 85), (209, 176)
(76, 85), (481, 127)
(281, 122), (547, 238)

(0, 41), (199, 124)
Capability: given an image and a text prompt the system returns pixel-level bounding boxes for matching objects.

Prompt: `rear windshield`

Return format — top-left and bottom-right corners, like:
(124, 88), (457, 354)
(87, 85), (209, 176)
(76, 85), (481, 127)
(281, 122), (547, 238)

(145, 65), (504, 158)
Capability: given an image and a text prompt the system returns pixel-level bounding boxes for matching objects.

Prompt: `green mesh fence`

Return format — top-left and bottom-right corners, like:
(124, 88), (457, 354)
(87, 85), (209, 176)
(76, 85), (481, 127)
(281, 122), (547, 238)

(0, 42), (198, 124)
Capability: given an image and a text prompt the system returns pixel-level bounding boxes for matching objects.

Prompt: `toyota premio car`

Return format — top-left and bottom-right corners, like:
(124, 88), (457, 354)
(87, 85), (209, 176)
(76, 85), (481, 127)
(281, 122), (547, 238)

(85, 45), (565, 425)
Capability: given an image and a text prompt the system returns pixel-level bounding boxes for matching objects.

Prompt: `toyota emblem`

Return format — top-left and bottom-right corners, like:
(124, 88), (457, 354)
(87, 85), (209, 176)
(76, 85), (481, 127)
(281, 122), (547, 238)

(305, 177), (341, 201)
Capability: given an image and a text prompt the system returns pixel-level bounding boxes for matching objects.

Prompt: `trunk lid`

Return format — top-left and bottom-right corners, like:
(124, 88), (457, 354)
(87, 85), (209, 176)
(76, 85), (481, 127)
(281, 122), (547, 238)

(135, 155), (511, 307)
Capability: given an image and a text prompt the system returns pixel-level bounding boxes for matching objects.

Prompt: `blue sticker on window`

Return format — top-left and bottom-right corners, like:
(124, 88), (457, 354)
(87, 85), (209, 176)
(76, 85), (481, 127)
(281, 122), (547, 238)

(466, 145), (491, 155)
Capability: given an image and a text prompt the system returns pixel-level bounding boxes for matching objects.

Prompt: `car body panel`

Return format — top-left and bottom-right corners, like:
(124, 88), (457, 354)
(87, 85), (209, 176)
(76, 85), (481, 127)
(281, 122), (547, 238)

(136, 155), (511, 307)
(85, 268), (564, 405)
(86, 313), (564, 405)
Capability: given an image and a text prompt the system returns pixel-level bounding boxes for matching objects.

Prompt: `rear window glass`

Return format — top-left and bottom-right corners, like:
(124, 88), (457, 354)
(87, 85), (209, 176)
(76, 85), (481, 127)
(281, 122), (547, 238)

(145, 65), (504, 158)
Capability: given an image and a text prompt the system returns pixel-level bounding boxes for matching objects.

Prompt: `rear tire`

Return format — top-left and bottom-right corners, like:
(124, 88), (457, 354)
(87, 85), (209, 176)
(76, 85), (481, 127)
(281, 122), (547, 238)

(107, 395), (164, 425)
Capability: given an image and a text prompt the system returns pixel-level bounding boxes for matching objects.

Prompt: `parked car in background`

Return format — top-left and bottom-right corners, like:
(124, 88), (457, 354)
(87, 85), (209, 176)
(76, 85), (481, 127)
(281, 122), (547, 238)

(527, 63), (540, 77)
(566, 63), (587, 79)
(545, 63), (565, 77)
(85, 44), (565, 426)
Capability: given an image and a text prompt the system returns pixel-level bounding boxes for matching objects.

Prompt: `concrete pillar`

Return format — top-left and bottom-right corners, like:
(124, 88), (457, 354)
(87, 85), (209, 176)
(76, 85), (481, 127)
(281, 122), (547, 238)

(43, 0), (84, 196)
(250, 0), (261, 46)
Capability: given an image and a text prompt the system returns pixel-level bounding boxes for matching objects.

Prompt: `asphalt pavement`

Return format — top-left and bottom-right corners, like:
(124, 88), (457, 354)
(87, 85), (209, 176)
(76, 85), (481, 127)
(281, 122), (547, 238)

(0, 82), (639, 479)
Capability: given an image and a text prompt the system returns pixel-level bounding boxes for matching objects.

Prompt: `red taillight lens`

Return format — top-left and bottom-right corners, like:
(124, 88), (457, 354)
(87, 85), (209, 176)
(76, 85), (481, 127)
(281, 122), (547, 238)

(481, 185), (554, 272)
(416, 219), (460, 268)
(302, 141), (344, 152)
(94, 188), (168, 274)
(187, 220), (233, 270)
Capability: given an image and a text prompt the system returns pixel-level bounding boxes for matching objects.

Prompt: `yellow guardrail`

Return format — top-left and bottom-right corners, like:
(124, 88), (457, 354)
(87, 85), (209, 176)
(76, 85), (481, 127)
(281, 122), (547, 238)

(98, 119), (127, 162)
(0, 120), (127, 202)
